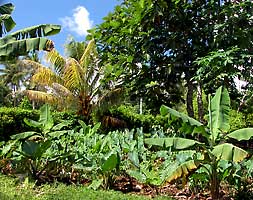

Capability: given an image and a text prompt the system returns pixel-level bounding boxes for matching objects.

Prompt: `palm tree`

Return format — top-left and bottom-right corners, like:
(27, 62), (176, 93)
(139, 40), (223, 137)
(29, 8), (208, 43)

(24, 39), (121, 120)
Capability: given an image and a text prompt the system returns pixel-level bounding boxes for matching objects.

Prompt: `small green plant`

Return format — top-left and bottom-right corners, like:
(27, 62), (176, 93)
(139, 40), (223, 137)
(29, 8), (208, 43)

(145, 86), (253, 199)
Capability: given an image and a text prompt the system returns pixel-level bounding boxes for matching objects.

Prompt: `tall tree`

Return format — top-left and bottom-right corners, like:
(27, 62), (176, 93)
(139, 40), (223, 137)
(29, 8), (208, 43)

(91, 0), (253, 116)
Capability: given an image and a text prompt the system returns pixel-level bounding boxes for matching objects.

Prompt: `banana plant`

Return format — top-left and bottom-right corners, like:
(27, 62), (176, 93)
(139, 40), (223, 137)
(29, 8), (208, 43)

(145, 86), (253, 199)
(0, 3), (61, 60)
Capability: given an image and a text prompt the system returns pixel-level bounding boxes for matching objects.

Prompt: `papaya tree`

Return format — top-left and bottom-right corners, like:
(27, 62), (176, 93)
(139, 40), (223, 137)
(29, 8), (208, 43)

(0, 3), (61, 60)
(145, 86), (253, 199)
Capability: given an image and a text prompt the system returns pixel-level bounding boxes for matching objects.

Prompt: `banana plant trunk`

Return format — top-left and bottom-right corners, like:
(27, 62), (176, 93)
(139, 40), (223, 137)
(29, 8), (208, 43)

(210, 161), (220, 200)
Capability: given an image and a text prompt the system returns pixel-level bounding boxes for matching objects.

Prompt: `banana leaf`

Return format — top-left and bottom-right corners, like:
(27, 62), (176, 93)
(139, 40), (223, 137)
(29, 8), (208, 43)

(0, 24), (61, 59)
(227, 128), (253, 141)
(160, 105), (206, 136)
(212, 143), (248, 162)
(145, 137), (202, 149)
(0, 3), (15, 15)
(0, 3), (15, 36)
(209, 86), (230, 142)
(165, 160), (201, 183)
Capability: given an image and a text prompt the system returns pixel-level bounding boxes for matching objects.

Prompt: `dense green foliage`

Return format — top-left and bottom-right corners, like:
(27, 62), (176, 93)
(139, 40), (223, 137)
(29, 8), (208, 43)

(1, 0), (253, 199)
(109, 105), (167, 131)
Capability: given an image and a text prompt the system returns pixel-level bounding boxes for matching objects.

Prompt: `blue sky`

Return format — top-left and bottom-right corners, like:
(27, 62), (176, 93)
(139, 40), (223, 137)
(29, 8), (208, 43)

(6, 0), (121, 54)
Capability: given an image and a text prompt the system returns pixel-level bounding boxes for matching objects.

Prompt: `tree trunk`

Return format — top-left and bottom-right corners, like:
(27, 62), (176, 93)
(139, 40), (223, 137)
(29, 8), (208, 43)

(197, 83), (204, 123)
(211, 161), (220, 200)
(186, 81), (194, 118)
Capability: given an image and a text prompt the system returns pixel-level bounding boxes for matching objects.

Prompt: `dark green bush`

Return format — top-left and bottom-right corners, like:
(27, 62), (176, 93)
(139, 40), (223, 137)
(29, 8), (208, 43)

(0, 107), (39, 140)
(109, 105), (167, 132)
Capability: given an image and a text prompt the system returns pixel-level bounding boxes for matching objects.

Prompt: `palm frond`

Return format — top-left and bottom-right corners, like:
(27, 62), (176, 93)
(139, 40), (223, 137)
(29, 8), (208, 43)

(26, 90), (58, 105)
(64, 58), (85, 94)
(46, 49), (65, 74)
(32, 66), (62, 86)
(79, 39), (97, 68)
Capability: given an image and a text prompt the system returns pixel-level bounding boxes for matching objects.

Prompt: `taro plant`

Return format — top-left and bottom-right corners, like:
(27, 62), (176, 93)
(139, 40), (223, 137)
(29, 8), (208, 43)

(10, 104), (72, 141)
(0, 104), (75, 182)
(145, 86), (253, 199)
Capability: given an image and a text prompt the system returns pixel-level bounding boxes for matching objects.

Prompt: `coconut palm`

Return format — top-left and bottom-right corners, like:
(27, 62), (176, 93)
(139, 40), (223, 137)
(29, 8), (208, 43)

(24, 39), (121, 119)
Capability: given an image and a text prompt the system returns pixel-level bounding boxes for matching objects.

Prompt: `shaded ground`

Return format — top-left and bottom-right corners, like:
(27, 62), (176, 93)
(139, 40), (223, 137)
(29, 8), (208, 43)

(112, 176), (253, 200)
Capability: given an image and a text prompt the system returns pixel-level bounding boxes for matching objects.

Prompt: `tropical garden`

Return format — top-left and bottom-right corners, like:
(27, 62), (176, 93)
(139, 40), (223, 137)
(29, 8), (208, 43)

(1, 1), (253, 199)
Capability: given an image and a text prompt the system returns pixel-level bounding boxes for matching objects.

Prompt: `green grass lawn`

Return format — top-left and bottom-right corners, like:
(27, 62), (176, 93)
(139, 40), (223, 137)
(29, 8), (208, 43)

(0, 174), (173, 200)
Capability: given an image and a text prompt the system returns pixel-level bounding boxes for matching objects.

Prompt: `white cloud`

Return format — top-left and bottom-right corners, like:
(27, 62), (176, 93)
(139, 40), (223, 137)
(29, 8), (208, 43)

(60, 6), (93, 36)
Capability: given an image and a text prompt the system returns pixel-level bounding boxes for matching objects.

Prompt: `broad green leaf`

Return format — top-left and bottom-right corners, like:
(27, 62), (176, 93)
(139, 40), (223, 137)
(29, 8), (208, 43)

(127, 170), (146, 183)
(227, 128), (253, 141)
(145, 138), (165, 147)
(212, 143), (248, 162)
(39, 104), (54, 131)
(128, 151), (140, 168)
(0, 140), (18, 156)
(209, 86), (230, 142)
(0, 37), (53, 59)
(145, 137), (202, 150)
(20, 140), (51, 160)
(24, 118), (42, 128)
(0, 14), (15, 32)
(48, 131), (68, 138)
(101, 153), (119, 172)
(10, 131), (39, 140)
(52, 121), (72, 131)
(88, 179), (103, 190)
(160, 105), (203, 127)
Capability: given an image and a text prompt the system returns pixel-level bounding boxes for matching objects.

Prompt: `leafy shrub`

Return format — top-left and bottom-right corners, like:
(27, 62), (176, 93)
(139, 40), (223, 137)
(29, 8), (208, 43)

(0, 107), (82, 140)
(229, 110), (247, 132)
(0, 107), (39, 140)
(109, 105), (168, 132)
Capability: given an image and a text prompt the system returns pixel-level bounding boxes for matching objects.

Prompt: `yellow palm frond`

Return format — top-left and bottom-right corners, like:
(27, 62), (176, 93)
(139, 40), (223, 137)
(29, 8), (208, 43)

(32, 66), (62, 86)
(46, 49), (66, 74)
(64, 58), (85, 94)
(79, 39), (97, 68)
(26, 90), (58, 105)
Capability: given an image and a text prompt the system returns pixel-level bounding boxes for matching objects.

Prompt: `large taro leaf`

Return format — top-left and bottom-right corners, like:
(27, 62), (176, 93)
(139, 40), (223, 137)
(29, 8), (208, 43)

(145, 137), (202, 150)
(212, 143), (248, 162)
(19, 140), (51, 160)
(101, 153), (119, 172)
(227, 128), (253, 141)
(209, 86), (230, 142)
